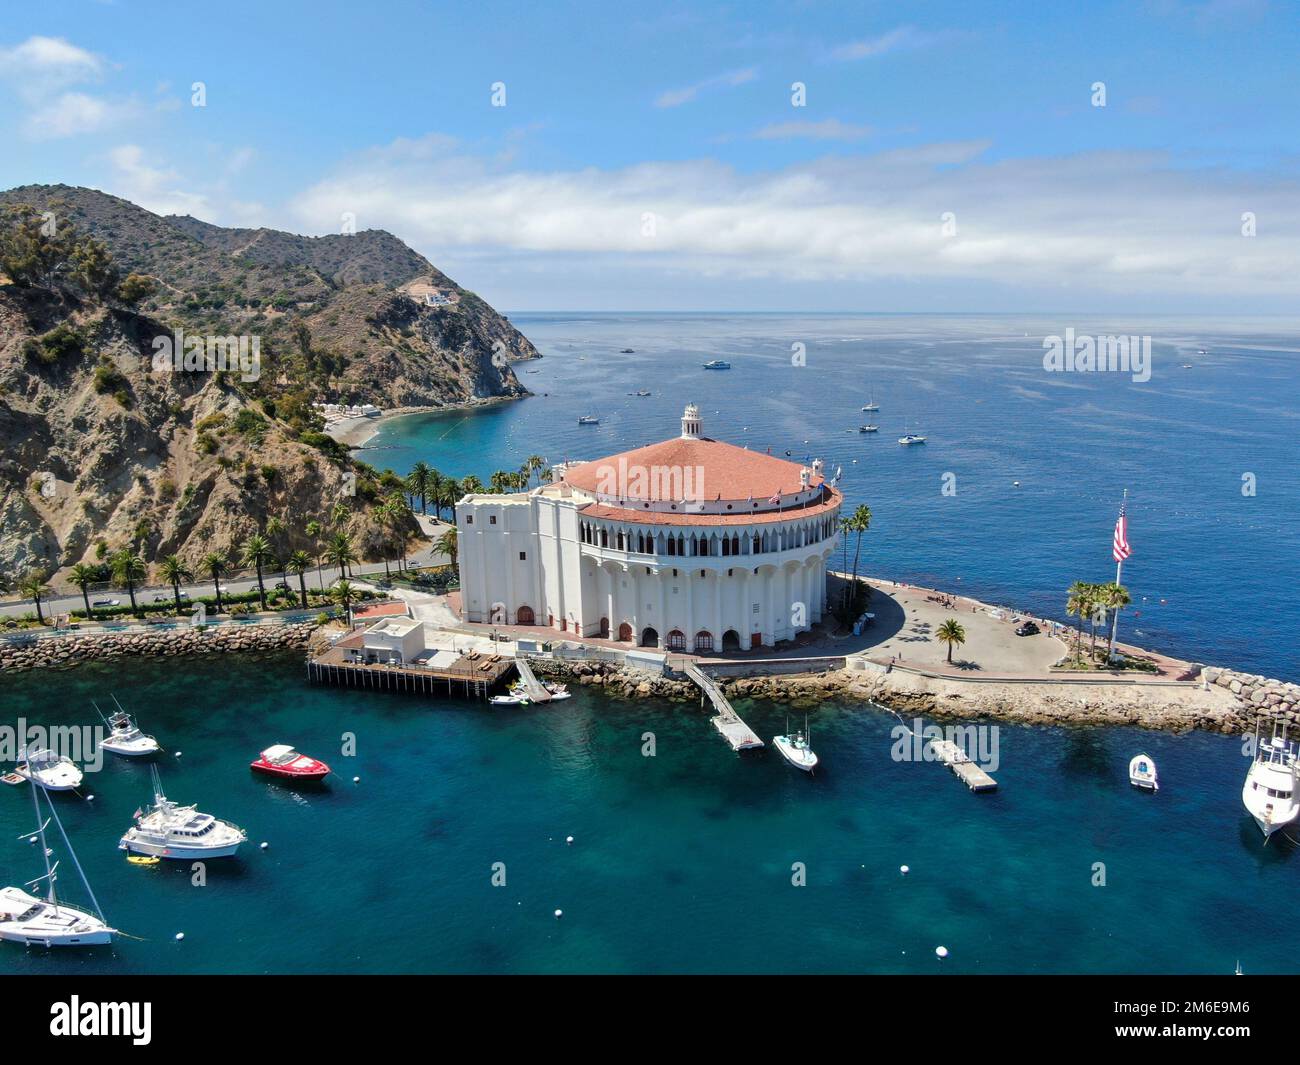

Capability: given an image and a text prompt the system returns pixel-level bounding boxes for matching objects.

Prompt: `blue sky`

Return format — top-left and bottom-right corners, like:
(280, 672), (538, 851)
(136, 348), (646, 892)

(1, 0), (1297, 311)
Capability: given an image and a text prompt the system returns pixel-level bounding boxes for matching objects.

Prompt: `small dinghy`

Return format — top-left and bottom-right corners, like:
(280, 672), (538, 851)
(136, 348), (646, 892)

(773, 716), (818, 773)
(490, 693), (529, 707)
(1128, 753), (1158, 791)
(126, 855), (160, 866)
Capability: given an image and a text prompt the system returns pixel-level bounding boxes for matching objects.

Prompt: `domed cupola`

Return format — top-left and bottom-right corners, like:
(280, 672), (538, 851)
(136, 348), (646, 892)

(680, 403), (702, 439)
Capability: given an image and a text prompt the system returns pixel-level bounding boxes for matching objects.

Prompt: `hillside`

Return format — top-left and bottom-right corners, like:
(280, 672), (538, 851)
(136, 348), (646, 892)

(0, 185), (538, 584)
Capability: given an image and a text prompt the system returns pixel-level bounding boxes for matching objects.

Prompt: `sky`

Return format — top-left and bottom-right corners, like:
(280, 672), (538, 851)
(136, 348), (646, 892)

(1, 0), (1297, 313)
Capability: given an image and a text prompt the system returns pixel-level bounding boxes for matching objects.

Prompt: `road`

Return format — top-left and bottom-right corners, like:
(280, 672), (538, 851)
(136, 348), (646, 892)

(0, 520), (454, 620)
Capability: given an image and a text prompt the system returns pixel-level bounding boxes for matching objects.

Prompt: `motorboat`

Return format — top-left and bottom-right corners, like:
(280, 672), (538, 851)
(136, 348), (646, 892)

(13, 748), (82, 791)
(119, 767), (247, 859)
(629, 389), (651, 397)
(490, 693), (530, 706)
(1242, 728), (1300, 841)
(620, 348), (635, 353)
(1128, 754), (1158, 791)
(0, 780), (115, 947)
(250, 745), (332, 781)
(702, 360), (731, 370)
(858, 424), (879, 433)
(898, 434), (927, 445)
(578, 415), (600, 425)
(96, 698), (160, 757)
(773, 717), (818, 773)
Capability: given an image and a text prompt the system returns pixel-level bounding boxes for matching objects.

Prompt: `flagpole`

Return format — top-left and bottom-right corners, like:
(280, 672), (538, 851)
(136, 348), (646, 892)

(1108, 489), (1127, 662)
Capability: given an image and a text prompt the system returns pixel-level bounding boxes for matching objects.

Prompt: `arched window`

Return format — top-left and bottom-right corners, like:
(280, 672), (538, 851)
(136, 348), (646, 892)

(694, 631), (713, 653)
(665, 629), (686, 651)
(516, 605), (535, 625)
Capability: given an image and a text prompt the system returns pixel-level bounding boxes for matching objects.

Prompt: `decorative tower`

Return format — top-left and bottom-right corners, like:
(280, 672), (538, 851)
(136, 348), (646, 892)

(680, 403), (702, 439)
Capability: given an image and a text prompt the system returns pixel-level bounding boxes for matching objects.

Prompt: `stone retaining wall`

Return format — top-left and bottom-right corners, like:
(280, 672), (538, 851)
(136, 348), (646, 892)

(0, 623), (319, 673)
(1202, 667), (1300, 727)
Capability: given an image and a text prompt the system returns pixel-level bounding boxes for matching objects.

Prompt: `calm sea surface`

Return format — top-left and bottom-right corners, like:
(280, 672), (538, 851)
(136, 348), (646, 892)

(2, 314), (1298, 974)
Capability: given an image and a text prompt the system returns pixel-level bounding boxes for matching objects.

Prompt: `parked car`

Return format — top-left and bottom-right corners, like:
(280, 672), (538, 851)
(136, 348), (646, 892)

(1015, 621), (1040, 637)
(91, 597), (120, 607)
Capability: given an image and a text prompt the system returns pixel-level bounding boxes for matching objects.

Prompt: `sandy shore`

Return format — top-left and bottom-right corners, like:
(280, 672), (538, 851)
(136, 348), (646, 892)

(325, 396), (523, 450)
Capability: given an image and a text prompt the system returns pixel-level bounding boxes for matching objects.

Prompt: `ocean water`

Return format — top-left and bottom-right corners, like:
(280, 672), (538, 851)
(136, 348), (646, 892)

(368, 313), (1300, 681)
(0, 652), (1294, 975)
(3, 313), (1298, 975)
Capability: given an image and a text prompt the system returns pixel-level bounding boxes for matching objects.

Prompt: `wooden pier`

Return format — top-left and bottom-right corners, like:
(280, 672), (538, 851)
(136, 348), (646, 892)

(929, 738), (998, 792)
(684, 663), (764, 751)
(307, 645), (514, 700)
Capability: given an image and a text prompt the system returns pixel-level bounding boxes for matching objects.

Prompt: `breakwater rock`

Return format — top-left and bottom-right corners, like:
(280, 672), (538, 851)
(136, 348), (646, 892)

(1202, 667), (1300, 727)
(0, 622), (319, 673)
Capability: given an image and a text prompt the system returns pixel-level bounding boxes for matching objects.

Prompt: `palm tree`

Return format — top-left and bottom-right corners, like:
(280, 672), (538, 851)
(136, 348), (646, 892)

(524, 454), (547, 487)
(374, 499), (395, 579)
(937, 618), (967, 664)
(158, 554), (192, 612)
(265, 516), (289, 587)
(305, 520), (325, 591)
(460, 474), (484, 496)
(1101, 581), (1132, 661)
(241, 533), (273, 610)
(18, 570), (53, 625)
(435, 526), (458, 567)
(326, 531), (357, 580)
(1066, 580), (1094, 661)
(406, 462), (433, 515)
(436, 476), (461, 524)
(200, 551), (229, 613)
(68, 562), (99, 619)
(488, 470), (512, 494)
(330, 578), (356, 616)
(840, 504), (872, 611)
(330, 500), (351, 527)
(111, 550), (147, 615)
(287, 550), (313, 609)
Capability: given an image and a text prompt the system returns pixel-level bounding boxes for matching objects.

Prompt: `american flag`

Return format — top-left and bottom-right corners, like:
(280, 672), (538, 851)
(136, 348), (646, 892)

(768, 490), (781, 504)
(1112, 501), (1131, 562)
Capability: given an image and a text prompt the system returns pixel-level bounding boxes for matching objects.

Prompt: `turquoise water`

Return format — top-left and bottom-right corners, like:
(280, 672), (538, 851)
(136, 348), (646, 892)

(369, 313), (1300, 680)
(0, 652), (1293, 974)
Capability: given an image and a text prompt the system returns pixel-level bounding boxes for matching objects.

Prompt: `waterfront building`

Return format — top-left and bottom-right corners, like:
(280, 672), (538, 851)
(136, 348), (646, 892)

(455, 405), (842, 652)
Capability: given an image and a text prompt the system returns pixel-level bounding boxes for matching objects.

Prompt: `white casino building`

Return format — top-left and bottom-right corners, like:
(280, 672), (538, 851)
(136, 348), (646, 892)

(455, 405), (842, 653)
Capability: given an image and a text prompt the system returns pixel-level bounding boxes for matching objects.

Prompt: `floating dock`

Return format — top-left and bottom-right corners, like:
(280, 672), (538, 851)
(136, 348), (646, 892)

(684, 663), (764, 751)
(928, 738), (998, 792)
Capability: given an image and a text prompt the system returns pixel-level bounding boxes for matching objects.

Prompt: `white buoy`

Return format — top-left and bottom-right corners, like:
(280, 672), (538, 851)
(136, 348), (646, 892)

(353, 776), (360, 783)
(566, 836), (574, 845)
(175, 932), (185, 941)
(900, 865), (909, 875)
(260, 842), (269, 850)
(935, 945), (948, 959)
(87, 795), (95, 802)
(554, 909), (563, 919)
(174, 751), (182, 758)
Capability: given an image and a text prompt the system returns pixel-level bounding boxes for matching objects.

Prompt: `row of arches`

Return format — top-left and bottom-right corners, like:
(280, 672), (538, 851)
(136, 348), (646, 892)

(600, 618), (741, 652)
(578, 513), (837, 559)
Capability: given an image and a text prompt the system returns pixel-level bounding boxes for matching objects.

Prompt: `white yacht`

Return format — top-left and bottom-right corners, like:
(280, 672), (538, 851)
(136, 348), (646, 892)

(898, 434), (927, 446)
(97, 699), (160, 757)
(13, 748), (82, 791)
(0, 781), (115, 947)
(858, 424), (879, 433)
(577, 415), (600, 425)
(1128, 753), (1158, 791)
(861, 390), (879, 412)
(773, 718), (819, 773)
(119, 768), (247, 860)
(1242, 729), (1300, 841)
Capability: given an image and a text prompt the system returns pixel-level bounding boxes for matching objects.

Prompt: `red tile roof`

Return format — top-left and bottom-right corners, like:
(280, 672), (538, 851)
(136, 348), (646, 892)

(564, 436), (823, 502)
(580, 485), (841, 526)
(353, 601), (410, 619)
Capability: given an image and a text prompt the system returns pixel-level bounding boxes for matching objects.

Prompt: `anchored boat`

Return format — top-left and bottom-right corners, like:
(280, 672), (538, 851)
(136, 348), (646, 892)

(97, 696), (160, 757)
(702, 359), (731, 370)
(13, 748), (82, 791)
(0, 780), (115, 947)
(1128, 753), (1158, 791)
(250, 745), (331, 782)
(773, 717), (819, 773)
(119, 766), (247, 859)
(1242, 725), (1299, 841)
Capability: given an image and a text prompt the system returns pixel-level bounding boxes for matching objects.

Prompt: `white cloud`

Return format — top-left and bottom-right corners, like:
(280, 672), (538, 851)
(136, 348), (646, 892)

(0, 35), (133, 139)
(0, 35), (102, 85)
(655, 68), (757, 108)
(831, 26), (927, 61)
(27, 91), (133, 139)
(107, 144), (212, 218)
(287, 136), (1300, 301)
(751, 119), (873, 141)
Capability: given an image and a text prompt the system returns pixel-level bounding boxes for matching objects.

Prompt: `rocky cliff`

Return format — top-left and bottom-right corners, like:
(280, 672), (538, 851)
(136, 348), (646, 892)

(0, 185), (537, 583)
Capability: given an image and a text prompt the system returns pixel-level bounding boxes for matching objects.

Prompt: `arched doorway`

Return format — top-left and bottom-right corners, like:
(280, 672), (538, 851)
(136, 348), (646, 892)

(617, 622), (634, 642)
(640, 626), (659, 647)
(516, 605), (535, 625)
(722, 629), (742, 651)
(694, 631), (714, 653)
(599, 616), (609, 637)
(665, 629), (686, 651)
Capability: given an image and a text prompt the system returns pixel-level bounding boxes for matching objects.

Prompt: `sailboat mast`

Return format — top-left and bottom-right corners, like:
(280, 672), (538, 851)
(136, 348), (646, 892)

(29, 779), (58, 913)
(43, 789), (108, 924)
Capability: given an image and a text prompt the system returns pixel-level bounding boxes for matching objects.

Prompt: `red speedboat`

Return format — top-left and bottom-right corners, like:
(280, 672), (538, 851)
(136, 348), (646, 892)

(250, 745), (331, 781)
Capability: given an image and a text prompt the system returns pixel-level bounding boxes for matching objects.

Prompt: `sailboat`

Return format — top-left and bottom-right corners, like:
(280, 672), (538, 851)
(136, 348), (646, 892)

(861, 389), (879, 412)
(773, 715), (819, 773)
(0, 779), (115, 947)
